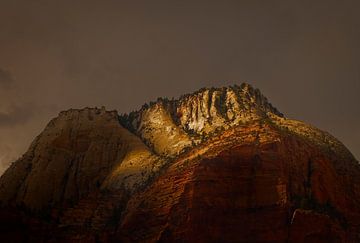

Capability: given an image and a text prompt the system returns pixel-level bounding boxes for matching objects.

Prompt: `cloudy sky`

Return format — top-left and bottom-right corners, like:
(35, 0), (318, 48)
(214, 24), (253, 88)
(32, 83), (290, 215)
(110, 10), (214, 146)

(0, 0), (359, 173)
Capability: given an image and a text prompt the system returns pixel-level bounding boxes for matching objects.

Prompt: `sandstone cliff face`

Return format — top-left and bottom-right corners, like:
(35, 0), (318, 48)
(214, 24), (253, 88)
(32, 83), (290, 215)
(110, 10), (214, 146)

(124, 102), (193, 157)
(118, 123), (360, 242)
(0, 107), (163, 211)
(175, 84), (282, 134)
(0, 84), (359, 242)
(120, 83), (350, 161)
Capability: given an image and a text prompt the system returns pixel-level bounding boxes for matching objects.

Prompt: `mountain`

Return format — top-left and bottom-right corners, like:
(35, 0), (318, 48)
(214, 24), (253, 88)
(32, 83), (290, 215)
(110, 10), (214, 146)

(0, 83), (359, 242)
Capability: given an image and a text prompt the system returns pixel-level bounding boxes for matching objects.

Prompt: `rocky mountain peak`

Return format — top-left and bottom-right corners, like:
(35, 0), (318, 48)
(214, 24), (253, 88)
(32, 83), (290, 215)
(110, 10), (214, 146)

(0, 83), (359, 242)
(174, 83), (283, 133)
(117, 83), (354, 162)
(119, 83), (284, 158)
(121, 83), (283, 132)
(57, 107), (118, 121)
(177, 83), (283, 117)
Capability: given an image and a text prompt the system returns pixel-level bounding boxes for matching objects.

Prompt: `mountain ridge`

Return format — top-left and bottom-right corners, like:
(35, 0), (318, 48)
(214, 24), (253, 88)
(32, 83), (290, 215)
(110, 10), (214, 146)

(0, 83), (359, 242)
(117, 83), (355, 162)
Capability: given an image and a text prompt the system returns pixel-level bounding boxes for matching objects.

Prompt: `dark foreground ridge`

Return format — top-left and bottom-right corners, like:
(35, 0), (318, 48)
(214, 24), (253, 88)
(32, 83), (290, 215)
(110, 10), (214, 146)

(0, 83), (359, 242)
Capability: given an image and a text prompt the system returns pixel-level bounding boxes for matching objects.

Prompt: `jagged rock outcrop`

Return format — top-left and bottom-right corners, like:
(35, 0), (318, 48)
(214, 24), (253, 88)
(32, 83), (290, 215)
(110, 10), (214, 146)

(122, 102), (193, 157)
(0, 83), (359, 242)
(120, 83), (351, 162)
(120, 84), (283, 157)
(175, 84), (282, 134)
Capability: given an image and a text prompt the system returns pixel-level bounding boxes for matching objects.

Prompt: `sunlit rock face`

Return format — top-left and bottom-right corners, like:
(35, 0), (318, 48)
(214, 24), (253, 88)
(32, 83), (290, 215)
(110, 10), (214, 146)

(175, 84), (282, 134)
(121, 83), (351, 161)
(0, 83), (359, 242)
(120, 83), (283, 158)
(0, 108), (164, 211)
(122, 102), (193, 157)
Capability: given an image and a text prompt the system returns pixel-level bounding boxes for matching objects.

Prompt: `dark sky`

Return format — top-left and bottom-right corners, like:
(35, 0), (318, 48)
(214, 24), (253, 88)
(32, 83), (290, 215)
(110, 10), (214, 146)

(0, 0), (359, 173)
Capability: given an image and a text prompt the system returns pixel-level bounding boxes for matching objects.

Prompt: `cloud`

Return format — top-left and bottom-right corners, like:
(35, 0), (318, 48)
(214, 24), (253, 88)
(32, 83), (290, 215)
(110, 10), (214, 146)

(0, 104), (35, 126)
(0, 68), (14, 89)
(0, 143), (18, 174)
(0, 67), (59, 127)
(0, 68), (31, 126)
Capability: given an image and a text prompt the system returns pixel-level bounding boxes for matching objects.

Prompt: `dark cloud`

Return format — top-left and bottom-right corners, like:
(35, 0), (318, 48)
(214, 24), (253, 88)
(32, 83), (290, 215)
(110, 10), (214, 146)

(0, 144), (16, 174)
(0, 0), (359, 173)
(0, 104), (35, 126)
(0, 68), (14, 89)
(0, 68), (50, 127)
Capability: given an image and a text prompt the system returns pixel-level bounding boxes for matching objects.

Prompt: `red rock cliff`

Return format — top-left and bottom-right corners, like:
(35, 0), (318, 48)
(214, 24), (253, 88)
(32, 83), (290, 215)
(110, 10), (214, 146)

(0, 84), (359, 242)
